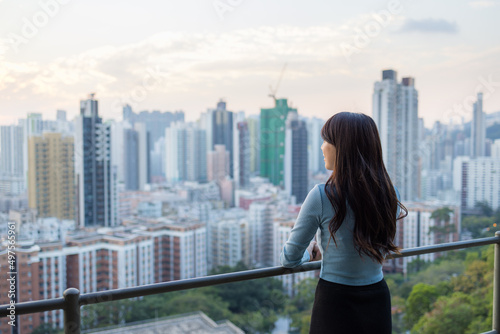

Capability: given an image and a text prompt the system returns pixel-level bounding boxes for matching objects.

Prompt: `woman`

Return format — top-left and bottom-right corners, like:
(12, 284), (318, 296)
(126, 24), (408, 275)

(280, 112), (407, 334)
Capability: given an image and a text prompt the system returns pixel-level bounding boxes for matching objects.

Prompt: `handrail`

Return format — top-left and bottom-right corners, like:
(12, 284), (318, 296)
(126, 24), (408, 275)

(1, 234), (500, 333)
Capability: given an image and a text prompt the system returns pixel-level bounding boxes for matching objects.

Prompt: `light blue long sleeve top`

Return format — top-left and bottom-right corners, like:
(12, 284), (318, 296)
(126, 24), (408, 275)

(280, 183), (400, 286)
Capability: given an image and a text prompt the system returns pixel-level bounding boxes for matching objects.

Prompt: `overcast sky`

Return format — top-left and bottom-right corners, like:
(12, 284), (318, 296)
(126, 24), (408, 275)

(0, 0), (499, 127)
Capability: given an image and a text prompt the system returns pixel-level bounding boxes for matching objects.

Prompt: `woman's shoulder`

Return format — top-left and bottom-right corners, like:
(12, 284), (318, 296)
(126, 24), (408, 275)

(311, 183), (326, 192)
(311, 183), (327, 200)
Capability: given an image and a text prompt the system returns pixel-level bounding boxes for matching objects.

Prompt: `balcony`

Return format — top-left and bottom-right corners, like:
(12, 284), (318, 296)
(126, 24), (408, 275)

(2, 234), (500, 334)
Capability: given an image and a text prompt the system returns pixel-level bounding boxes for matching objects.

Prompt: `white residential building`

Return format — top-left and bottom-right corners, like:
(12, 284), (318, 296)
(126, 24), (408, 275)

(455, 157), (500, 211)
(471, 92), (486, 158)
(398, 203), (460, 275)
(373, 70), (419, 201)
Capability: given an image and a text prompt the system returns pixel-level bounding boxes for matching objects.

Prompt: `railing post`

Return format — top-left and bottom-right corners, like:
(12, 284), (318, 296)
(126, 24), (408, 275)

(64, 288), (81, 334)
(493, 231), (500, 331)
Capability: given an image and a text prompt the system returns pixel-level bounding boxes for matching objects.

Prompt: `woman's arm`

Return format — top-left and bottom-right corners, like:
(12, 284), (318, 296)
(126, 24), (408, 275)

(280, 185), (322, 268)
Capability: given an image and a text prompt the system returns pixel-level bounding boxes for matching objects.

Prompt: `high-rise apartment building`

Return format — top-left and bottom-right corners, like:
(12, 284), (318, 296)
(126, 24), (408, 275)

(75, 94), (117, 227)
(111, 121), (130, 188)
(260, 98), (296, 187)
(123, 127), (139, 190)
(234, 121), (251, 188)
(145, 219), (207, 281)
(0, 124), (25, 195)
(212, 100), (234, 178)
(284, 111), (308, 204)
(165, 122), (207, 183)
(210, 217), (249, 269)
(122, 105), (184, 150)
(306, 117), (326, 174)
(0, 243), (44, 332)
(28, 133), (75, 220)
(134, 122), (150, 189)
(246, 115), (260, 174)
(207, 145), (230, 182)
(65, 231), (155, 293)
(455, 157), (500, 211)
(0, 217), (207, 332)
(110, 121), (149, 190)
(248, 202), (273, 267)
(373, 70), (419, 201)
(122, 105), (184, 182)
(471, 92), (486, 158)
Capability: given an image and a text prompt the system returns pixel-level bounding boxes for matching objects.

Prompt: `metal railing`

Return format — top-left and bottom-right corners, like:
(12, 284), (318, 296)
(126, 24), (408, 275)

(2, 232), (500, 334)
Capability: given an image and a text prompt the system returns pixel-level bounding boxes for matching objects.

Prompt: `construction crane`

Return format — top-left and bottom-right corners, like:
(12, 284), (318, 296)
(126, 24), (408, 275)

(268, 63), (287, 101)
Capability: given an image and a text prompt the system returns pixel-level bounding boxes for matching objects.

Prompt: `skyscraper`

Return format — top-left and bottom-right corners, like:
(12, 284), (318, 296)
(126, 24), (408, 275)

(57, 110), (67, 122)
(373, 70), (419, 201)
(471, 92), (485, 158)
(306, 117), (325, 174)
(248, 202), (273, 267)
(123, 128), (139, 190)
(212, 100), (234, 178)
(207, 145), (230, 182)
(260, 98), (296, 187)
(0, 124), (25, 195)
(123, 105), (184, 182)
(246, 115), (260, 175)
(457, 157), (500, 211)
(134, 122), (150, 189)
(110, 121), (129, 188)
(0, 125), (24, 178)
(75, 94), (117, 227)
(123, 106), (184, 147)
(234, 121), (250, 188)
(284, 111), (308, 204)
(28, 133), (75, 220)
(165, 122), (207, 183)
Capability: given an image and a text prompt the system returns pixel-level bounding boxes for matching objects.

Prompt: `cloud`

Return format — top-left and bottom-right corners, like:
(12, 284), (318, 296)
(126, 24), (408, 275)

(0, 39), (6, 62)
(0, 25), (346, 97)
(399, 18), (458, 34)
(469, 0), (496, 8)
(0, 25), (353, 121)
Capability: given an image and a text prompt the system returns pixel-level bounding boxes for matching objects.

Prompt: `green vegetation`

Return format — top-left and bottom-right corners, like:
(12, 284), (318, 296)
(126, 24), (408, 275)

(463, 201), (500, 238)
(386, 203), (500, 333)
(285, 278), (317, 334)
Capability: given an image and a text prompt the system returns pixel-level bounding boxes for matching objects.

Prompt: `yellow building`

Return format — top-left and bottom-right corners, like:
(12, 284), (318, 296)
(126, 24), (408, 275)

(28, 133), (75, 220)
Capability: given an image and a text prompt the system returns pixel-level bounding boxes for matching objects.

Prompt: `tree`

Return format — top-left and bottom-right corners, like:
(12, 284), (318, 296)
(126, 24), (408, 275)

(475, 201), (494, 217)
(406, 258), (431, 274)
(412, 292), (474, 334)
(285, 278), (317, 333)
(430, 207), (456, 244)
(404, 283), (438, 329)
(210, 262), (286, 314)
(462, 216), (496, 238)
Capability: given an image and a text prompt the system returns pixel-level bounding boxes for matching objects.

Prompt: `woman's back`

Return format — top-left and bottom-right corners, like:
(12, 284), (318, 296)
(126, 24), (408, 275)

(316, 184), (384, 285)
(280, 183), (383, 285)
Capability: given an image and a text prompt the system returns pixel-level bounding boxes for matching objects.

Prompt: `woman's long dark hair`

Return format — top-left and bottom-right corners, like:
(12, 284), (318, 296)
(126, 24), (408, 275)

(321, 112), (407, 264)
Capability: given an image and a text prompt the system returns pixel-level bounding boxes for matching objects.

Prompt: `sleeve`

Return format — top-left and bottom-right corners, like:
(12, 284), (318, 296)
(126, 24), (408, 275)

(280, 185), (322, 268)
(395, 186), (401, 218)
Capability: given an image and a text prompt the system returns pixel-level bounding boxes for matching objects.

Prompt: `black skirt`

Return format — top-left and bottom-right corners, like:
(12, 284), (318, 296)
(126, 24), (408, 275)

(309, 278), (392, 334)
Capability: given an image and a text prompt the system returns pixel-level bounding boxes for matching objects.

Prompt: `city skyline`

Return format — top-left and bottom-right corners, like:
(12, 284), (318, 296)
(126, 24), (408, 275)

(1, 1), (499, 127)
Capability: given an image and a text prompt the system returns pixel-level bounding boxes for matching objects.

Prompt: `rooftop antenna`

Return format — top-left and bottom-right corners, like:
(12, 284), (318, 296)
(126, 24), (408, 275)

(269, 63), (287, 101)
